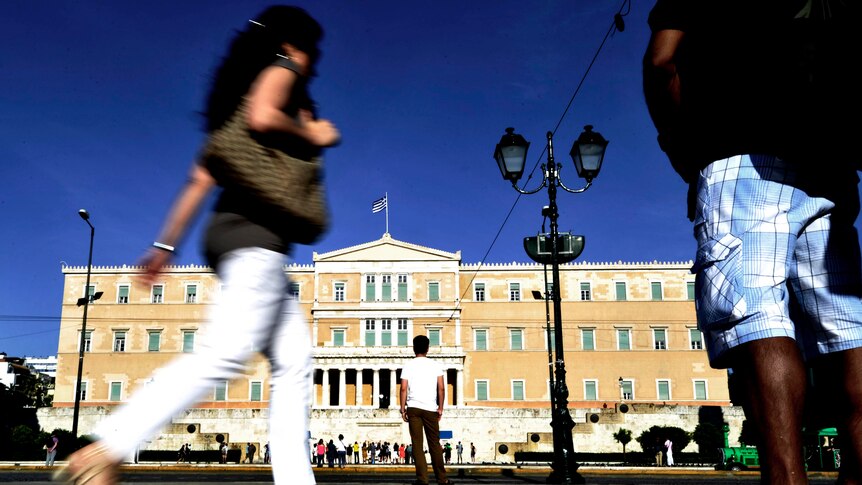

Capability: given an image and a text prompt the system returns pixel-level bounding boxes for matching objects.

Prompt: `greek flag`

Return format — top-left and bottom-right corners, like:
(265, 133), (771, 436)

(371, 195), (387, 213)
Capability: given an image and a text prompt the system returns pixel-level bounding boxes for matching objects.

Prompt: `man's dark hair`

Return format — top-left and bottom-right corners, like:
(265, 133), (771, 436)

(413, 335), (430, 354)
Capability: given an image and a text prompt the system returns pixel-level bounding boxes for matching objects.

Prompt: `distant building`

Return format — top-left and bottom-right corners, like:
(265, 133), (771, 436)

(0, 353), (31, 390)
(40, 234), (740, 460)
(25, 355), (58, 379)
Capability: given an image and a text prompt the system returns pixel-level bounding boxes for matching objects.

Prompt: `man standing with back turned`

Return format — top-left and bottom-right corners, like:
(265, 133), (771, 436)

(643, 1), (862, 484)
(401, 335), (452, 485)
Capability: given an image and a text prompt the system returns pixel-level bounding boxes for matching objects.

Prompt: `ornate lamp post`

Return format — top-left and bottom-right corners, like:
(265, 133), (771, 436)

(71, 209), (101, 439)
(494, 126), (608, 484)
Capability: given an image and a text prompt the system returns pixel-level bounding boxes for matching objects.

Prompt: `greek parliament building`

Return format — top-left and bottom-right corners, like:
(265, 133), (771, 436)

(39, 234), (745, 461)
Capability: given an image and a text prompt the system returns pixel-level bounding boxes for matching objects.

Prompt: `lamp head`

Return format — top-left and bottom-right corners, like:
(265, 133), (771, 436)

(494, 127), (529, 183)
(569, 125), (608, 182)
(78, 209), (90, 221)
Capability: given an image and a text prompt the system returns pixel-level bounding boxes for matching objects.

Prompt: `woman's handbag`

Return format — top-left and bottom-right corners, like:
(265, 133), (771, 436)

(201, 100), (329, 244)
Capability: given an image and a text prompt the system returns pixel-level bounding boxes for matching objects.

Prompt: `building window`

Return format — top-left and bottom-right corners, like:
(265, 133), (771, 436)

(397, 319), (408, 346)
(397, 274), (408, 301)
(657, 379), (671, 400)
(687, 281), (695, 300)
(428, 282), (440, 302)
(182, 331), (195, 353)
(653, 328), (668, 350)
(364, 320), (376, 346)
(381, 274), (392, 301)
(617, 328), (631, 350)
(214, 380), (227, 401)
(510, 329), (523, 350)
(333, 329), (345, 347)
(113, 331), (126, 352)
(334, 282), (345, 302)
(428, 328), (441, 347)
(620, 380), (634, 400)
(546, 328), (556, 351)
(118, 285), (130, 304)
(365, 275), (376, 301)
(381, 319), (392, 346)
(147, 331), (161, 352)
(509, 283), (521, 302)
(581, 328), (595, 351)
(109, 382), (122, 401)
(580, 282), (591, 301)
(694, 380), (708, 400)
(474, 329), (488, 351)
(651, 282), (663, 301)
(152, 285), (164, 304)
(250, 381), (263, 402)
(79, 330), (92, 352)
(78, 381), (88, 401)
(288, 282), (300, 300)
(185, 284), (197, 303)
(512, 380), (525, 401)
(85, 284), (96, 300)
(690, 328), (703, 350)
(474, 283), (485, 302)
(615, 282), (627, 301)
(476, 380), (488, 401)
(584, 380), (598, 401)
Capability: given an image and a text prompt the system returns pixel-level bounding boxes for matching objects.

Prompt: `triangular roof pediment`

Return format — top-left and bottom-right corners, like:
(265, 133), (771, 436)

(314, 234), (460, 263)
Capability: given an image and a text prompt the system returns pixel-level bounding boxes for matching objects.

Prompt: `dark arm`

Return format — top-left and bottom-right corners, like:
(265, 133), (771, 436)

(643, 28), (684, 153)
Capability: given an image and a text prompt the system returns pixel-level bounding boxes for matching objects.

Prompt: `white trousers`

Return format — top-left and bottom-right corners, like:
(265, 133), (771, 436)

(95, 247), (315, 484)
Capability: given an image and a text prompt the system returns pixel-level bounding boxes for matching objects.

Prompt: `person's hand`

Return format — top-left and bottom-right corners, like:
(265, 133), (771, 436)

(437, 409), (443, 421)
(299, 110), (340, 147)
(137, 248), (173, 286)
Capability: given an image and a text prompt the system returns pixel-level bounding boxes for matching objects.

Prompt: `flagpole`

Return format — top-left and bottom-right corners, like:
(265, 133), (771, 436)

(385, 192), (389, 235)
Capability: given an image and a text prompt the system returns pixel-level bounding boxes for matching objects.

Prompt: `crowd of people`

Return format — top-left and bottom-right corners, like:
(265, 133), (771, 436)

(310, 437), (477, 466)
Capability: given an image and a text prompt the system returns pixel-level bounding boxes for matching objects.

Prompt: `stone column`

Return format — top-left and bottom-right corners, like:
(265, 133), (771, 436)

(311, 369), (317, 408)
(456, 369), (464, 407)
(389, 369), (397, 409)
(322, 368), (330, 408)
(372, 369), (380, 408)
(356, 368), (364, 408)
(338, 368), (347, 408)
(443, 368), (450, 405)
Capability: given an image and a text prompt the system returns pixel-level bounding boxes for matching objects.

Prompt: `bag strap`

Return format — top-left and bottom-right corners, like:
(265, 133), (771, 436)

(274, 55), (302, 75)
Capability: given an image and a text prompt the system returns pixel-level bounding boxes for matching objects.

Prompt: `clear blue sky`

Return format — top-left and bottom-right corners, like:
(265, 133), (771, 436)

(4, 1), (853, 357)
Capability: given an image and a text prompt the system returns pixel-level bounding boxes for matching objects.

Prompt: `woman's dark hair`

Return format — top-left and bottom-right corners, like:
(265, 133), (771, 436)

(204, 5), (323, 132)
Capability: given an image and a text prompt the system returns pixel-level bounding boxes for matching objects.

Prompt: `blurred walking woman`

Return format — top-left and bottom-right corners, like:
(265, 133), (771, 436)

(58, 6), (339, 485)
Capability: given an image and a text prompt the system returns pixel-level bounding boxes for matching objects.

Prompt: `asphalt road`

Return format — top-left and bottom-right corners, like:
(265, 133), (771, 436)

(0, 467), (841, 485)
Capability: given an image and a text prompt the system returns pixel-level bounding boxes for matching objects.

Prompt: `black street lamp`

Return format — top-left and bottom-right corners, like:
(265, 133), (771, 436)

(71, 209), (100, 440)
(494, 126), (608, 485)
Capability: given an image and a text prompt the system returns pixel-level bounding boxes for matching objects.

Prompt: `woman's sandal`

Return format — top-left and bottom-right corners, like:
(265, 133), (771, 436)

(53, 443), (120, 485)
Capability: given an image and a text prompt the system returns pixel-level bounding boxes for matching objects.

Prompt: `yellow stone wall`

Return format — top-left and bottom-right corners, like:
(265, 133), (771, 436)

(54, 236), (728, 416)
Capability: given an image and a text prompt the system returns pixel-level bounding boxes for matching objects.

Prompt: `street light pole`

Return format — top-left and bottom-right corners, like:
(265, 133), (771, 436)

(543, 132), (579, 484)
(494, 126), (608, 485)
(71, 209), (95, 440)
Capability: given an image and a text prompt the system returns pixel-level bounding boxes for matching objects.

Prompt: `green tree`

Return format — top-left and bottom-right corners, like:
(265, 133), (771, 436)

(738, 420), (760, 447)
(692, 422), (724, 461)
(636, 426), (692, 455)
(613, 428), (633, 461)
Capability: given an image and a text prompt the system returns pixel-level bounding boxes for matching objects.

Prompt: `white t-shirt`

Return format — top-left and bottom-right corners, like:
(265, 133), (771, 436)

(401, 356), (444, 412)
(335, 440), (346, 452)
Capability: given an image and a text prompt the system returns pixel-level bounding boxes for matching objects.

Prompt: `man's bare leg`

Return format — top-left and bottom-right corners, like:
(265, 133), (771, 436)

(734, 337), (808, 484)
(825, 347), (862, 485)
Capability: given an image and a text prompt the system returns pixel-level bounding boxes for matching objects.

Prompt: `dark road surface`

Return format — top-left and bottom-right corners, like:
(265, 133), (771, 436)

(0, 464), (840, 484)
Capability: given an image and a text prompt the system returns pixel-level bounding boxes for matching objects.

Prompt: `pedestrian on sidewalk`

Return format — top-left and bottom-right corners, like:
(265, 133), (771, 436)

(400, 335), (452, 485)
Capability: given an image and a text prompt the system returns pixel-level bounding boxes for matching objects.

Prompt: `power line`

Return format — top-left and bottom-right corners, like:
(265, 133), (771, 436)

(446, 1), (631, 323)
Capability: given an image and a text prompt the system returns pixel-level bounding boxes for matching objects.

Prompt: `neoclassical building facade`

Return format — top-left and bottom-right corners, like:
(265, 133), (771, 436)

(42, 234), (736, 460)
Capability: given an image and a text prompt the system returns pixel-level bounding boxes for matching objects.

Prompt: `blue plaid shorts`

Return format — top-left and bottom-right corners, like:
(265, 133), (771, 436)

(693, 154), (862, 368)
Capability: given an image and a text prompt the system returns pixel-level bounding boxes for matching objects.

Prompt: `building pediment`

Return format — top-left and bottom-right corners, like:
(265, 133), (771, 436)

(313, 233), (460, 263)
